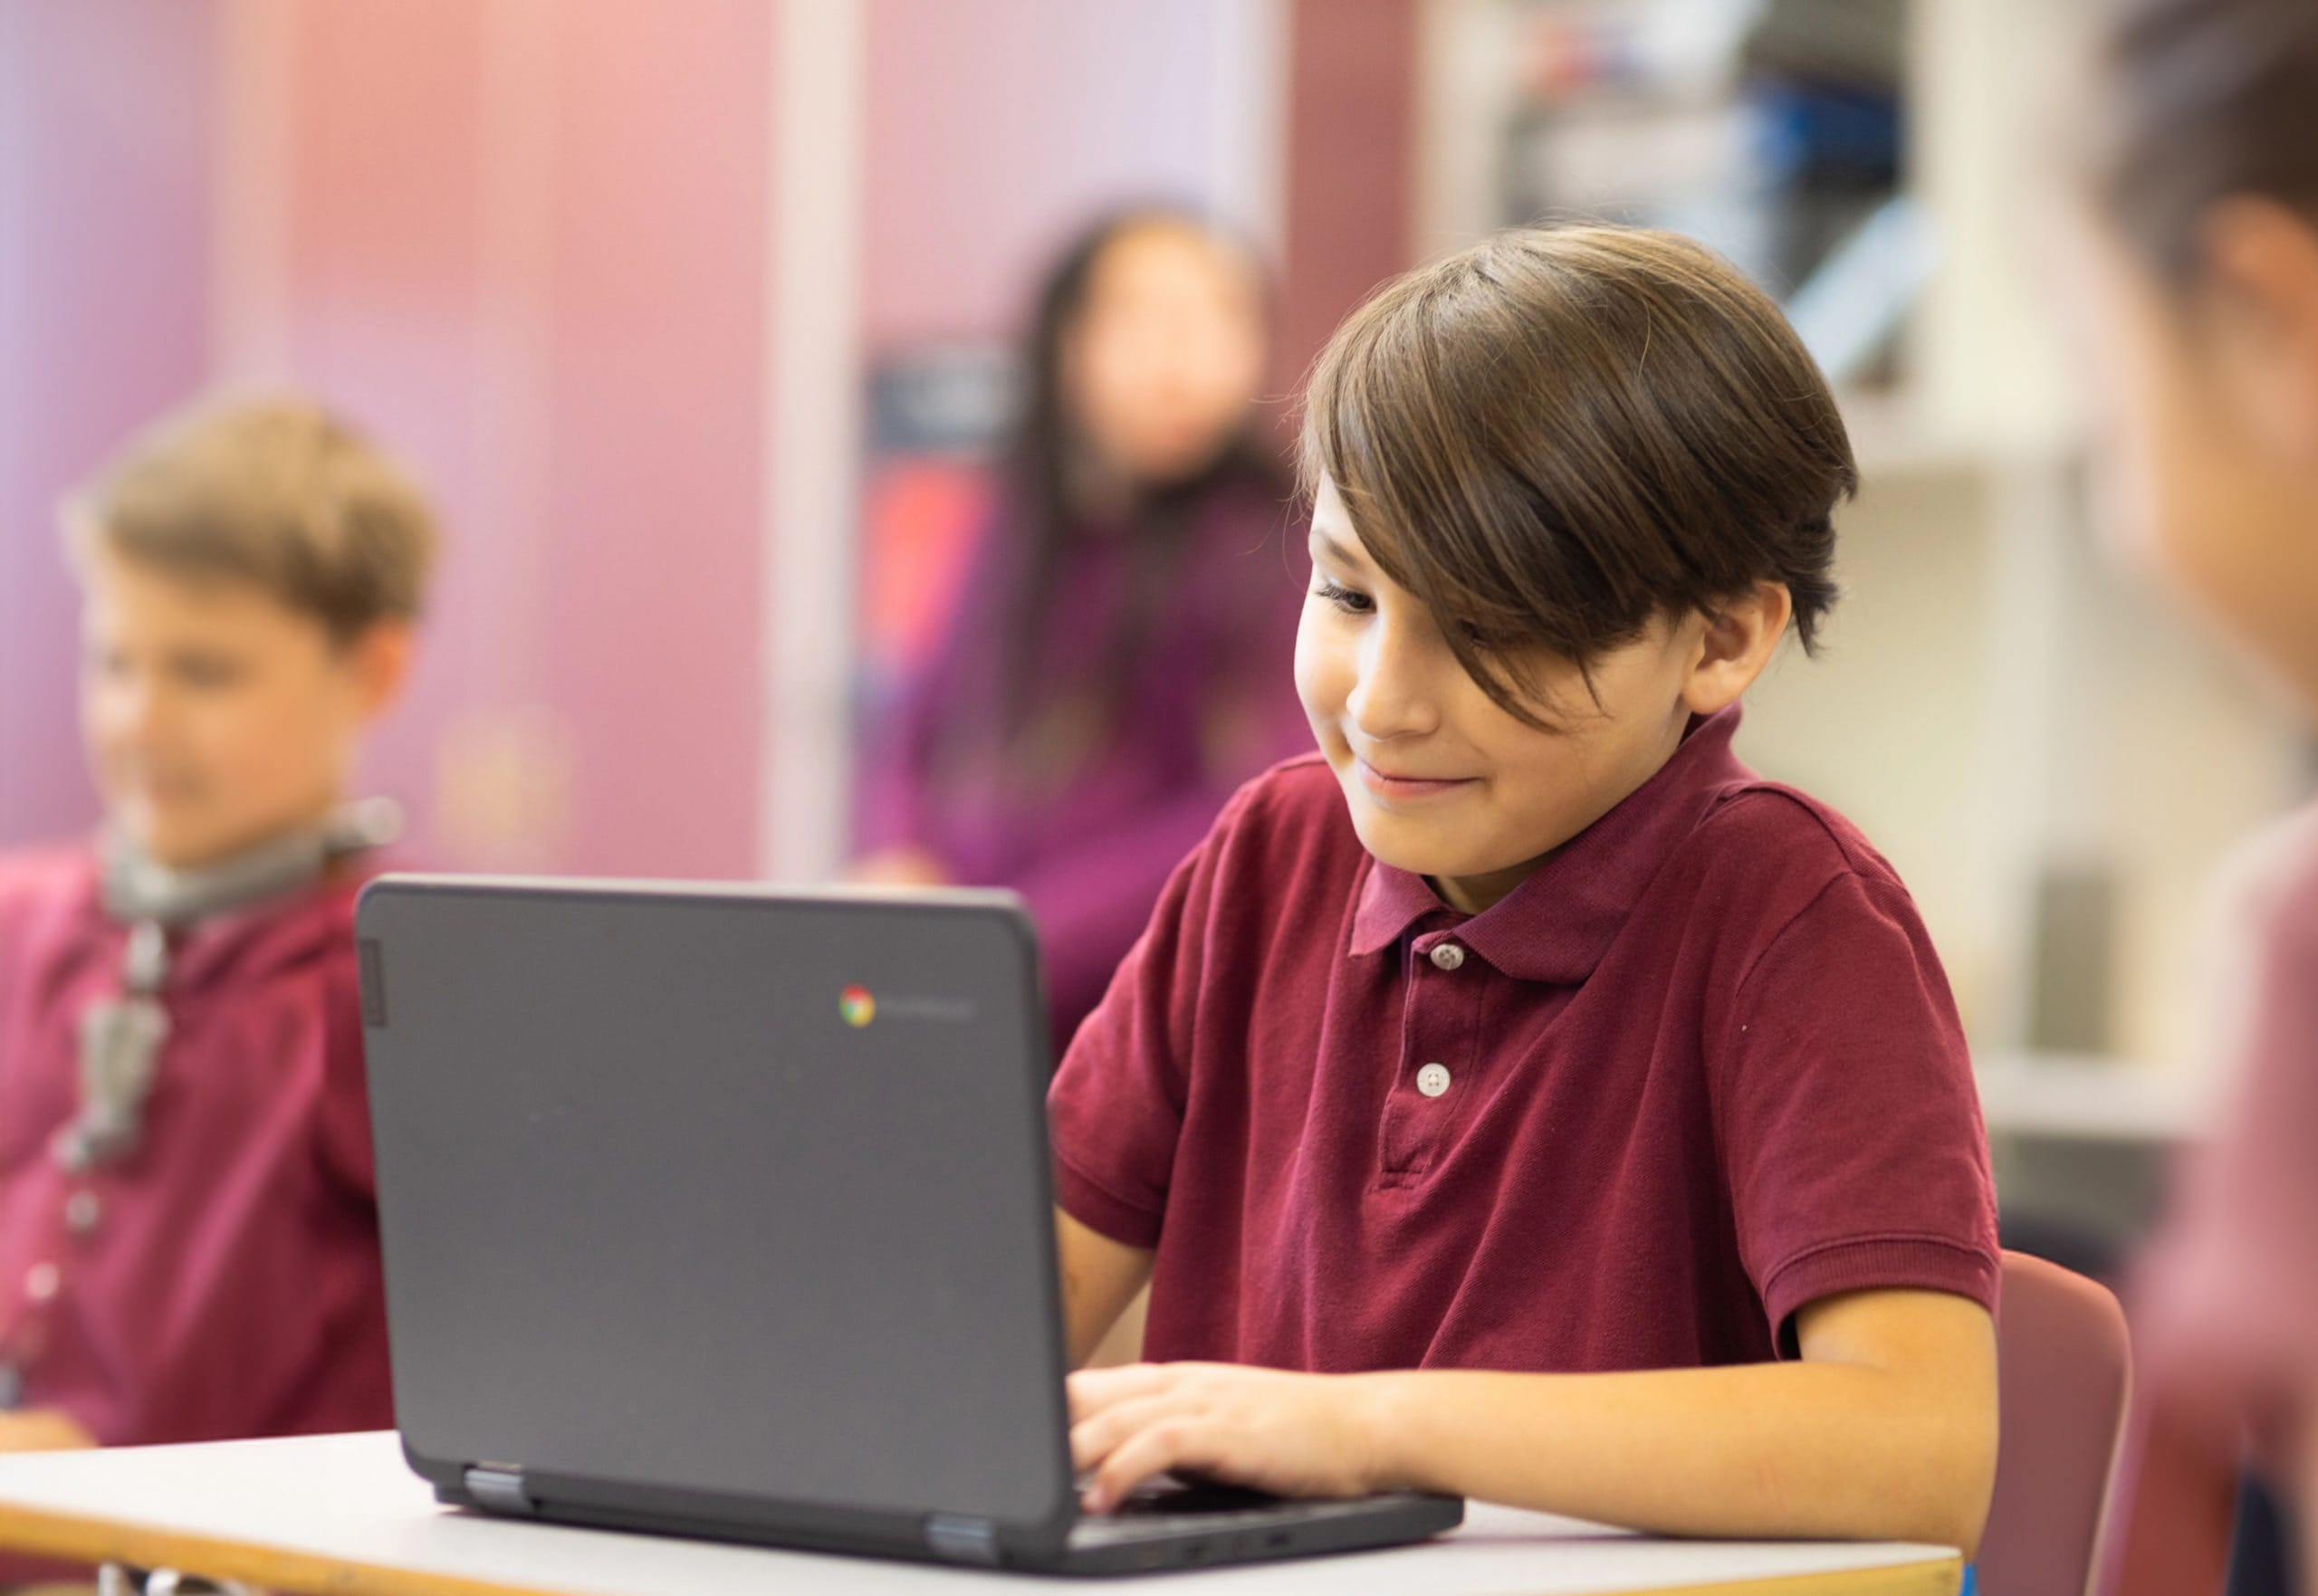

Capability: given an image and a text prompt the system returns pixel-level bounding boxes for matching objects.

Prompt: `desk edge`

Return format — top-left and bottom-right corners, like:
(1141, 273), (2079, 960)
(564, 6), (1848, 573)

(0, 1498), (1964, 1596)
(0, 1500), (551, 1596)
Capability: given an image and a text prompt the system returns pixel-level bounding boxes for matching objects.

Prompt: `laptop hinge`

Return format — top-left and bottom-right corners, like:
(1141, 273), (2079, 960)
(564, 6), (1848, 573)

(463, 1465), (535, 1515)
(924, 1515), (1001, 1566)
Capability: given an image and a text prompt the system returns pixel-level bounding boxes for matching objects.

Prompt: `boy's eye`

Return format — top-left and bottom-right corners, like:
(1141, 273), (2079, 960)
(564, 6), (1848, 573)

(171, 654), (247, 690)
(1315, 578), (1374, 616)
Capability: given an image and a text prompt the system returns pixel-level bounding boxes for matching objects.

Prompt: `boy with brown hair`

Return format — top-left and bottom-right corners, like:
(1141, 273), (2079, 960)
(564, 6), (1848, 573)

(1056, 226), (2001, 1554)
(2068, 0), (2318, 1580)
(0, 397), (435, 1453)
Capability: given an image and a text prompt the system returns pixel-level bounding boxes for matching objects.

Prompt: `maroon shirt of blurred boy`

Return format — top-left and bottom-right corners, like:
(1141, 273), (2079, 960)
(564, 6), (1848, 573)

(0, 846), (390, 1444)
(0, 396), (435, 1457)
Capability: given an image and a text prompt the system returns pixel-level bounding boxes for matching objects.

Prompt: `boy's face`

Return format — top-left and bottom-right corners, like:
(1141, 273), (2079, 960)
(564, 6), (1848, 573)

(2064, 203), (2318, 719)
(80, 553), (406, 869)
(1295, 477), (1716, 915)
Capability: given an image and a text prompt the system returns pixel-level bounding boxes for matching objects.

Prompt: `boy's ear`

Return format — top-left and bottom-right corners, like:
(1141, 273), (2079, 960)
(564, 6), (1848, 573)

(1680, 582), (1792, 718)
(2195, 197), (2318, 466)
(342, 620), (417, 722)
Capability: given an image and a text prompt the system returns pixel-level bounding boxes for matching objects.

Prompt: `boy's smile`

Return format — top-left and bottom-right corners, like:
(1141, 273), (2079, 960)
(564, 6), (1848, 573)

(1351, 756), (1480, 804)
(1294, 476), (1786, 915)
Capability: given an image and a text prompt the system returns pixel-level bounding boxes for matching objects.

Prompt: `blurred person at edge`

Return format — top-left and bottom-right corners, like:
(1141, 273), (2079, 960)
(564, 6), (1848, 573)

(851, 208), (1311, 1059)
(2066, 0), (2318, 1589)
(0, 399), (432, 1469)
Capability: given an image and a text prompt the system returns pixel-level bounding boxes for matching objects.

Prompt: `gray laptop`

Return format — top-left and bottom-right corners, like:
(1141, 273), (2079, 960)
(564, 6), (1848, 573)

(354, 875), (1462, 1574)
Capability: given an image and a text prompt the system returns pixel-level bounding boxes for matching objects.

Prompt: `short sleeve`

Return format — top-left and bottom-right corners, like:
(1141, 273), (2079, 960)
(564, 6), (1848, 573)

(1715, 870), (2000, 1351)
(1046, 786), (1250, 1250)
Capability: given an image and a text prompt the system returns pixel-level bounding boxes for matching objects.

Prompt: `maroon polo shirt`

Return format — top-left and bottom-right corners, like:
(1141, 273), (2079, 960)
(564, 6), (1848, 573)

(2134, 803), (2318, 1476)
(1049, 707), (1999, 1373)
(0, 844), (390, 1445)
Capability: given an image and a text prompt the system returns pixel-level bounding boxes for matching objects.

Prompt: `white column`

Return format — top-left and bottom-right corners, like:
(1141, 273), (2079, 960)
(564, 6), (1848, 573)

(762, 0), (867, 881)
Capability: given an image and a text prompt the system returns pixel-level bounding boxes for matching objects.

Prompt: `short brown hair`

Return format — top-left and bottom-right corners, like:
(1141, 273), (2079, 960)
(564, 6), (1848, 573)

(1299, 225), (1854, 723)
(63, 396), (440, 642)
(2086, 0), (2318, 277)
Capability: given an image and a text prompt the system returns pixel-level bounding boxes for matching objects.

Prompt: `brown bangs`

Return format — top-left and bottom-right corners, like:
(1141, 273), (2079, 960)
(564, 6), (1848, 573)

(62, 397), (439, 644)
(1298, 225), (1855, 727)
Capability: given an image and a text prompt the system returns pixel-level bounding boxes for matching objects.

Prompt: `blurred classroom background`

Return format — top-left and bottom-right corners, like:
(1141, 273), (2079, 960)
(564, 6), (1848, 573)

(3, 0), (2313, 1266)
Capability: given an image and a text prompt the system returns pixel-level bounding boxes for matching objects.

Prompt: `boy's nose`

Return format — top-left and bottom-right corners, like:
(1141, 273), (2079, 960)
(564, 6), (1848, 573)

(1346, 627), (1442, 742)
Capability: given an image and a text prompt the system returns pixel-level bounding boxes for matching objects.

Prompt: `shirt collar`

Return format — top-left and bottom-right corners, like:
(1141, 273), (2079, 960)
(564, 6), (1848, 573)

(1348, 705), (1753, 984)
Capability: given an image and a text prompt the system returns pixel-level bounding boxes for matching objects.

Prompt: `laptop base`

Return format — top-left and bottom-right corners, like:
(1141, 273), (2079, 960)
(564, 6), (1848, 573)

(436, 1476), (1463, 1576)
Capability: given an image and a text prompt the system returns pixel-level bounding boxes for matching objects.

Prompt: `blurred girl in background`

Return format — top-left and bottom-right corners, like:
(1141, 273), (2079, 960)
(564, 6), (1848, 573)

(854, 209), (1311, 1056)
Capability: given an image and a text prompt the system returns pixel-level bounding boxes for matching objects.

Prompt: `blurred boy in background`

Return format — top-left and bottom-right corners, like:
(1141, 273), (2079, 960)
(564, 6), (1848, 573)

(0, 397), (433, 1455)
(852, 209), (1313, 1057)
(2069, 0), (2318, 1588)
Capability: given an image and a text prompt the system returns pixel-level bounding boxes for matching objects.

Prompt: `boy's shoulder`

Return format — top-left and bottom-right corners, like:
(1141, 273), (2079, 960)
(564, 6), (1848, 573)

(1209, 752), (1359, 854)
(1699, 777), (1902, 882)
(0, 843), (105, 995)
(188, 864), (374, 984)
(0, 841), (101, 925)
(2196, 800), (2318, 997)
(0, 838), (375, 982)
(1173, 752), (1365, 915)
(1679, 770), (1923, 947)
(2217, 800), (2318, 939)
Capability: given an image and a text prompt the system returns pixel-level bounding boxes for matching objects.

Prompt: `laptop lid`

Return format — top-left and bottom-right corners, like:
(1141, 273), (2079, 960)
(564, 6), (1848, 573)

(356, 876), (1076, 1545)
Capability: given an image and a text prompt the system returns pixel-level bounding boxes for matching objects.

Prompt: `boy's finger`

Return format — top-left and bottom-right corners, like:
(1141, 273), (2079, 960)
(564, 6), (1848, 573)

(1084, 1419), (1213, 1515)
(1066, 1362), (1168, 1419)
(1068, 1392), (1177, 1473)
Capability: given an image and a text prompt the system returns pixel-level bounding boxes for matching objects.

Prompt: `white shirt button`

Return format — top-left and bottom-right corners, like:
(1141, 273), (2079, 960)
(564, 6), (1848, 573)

(65, 1191), (101, 1236)
(1428, 941), (1466, 971)
(1416, 1062), (1451, 1098)
(24, 1262), (59, 1303)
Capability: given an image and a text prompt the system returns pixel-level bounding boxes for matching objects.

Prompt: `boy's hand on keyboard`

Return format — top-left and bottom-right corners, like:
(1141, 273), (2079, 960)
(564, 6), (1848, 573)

(1067, 1362), (1382, 1515)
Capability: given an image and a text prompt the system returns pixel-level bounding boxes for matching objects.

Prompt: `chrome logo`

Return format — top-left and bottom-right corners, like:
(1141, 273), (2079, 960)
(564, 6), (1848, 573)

(838, 985), (876, 1027)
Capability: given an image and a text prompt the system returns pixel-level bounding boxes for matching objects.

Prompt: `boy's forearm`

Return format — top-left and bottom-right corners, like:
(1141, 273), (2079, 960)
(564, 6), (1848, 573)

(1354, 1362), (1993, 1557)
(1056, 1208), (1154, 1368)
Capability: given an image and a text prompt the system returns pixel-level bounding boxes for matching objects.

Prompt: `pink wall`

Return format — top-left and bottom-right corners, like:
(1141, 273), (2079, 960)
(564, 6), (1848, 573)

(859, 0), (1422, 412)
(272, 0), (774, 878)
(861, 0), (1273, 354)
(0, 1), (778, 878)
(0, 0), (779, 884)
(0, 0), (1422, 870)
(530, 0), (773, 879)
(0, 0), (220, 848)
(273, 0), (496, 863)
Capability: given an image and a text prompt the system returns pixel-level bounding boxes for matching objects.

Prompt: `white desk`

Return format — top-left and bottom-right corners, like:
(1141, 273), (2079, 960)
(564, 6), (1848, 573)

(0, 1431), (1961, 1596)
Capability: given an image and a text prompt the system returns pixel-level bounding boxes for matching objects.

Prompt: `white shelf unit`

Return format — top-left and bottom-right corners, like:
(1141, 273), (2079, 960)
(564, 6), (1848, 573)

(1974, 1053), (2212, 1144)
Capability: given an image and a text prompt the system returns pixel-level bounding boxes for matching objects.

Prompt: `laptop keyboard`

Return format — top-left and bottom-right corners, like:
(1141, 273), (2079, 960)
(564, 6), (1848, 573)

(1067, 1477), (1369, 1548)
(1109, 1480), (1284, 1518)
